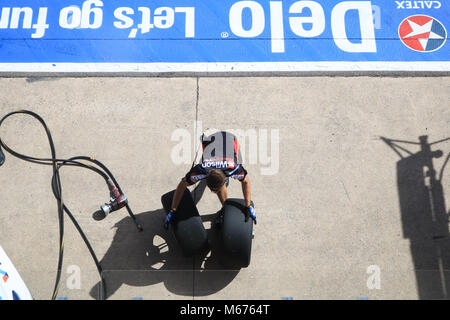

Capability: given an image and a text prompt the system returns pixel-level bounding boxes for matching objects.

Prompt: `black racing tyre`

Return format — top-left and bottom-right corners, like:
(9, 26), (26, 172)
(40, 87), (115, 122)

(174, 216), (208, 257)
(220, 199), (254, 268)
(161, 190), (208, 257)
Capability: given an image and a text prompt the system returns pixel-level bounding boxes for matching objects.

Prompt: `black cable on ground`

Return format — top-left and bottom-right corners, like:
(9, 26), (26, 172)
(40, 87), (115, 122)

(0, 110), (138, 300)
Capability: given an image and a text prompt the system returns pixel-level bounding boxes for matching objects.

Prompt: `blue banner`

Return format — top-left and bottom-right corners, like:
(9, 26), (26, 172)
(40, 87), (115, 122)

(0, 0), (448, 72)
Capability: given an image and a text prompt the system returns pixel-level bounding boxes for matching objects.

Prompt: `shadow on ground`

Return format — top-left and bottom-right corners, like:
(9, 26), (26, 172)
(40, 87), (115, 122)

(382, 135), (450, 299)
(89, 203), (239, 299)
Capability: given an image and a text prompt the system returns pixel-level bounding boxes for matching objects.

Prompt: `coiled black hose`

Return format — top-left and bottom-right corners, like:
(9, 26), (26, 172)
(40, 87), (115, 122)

(0, 110), (141, 300)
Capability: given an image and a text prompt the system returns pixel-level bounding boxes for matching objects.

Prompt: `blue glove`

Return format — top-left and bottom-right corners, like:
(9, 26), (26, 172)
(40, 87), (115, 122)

(164, 211), (175, 229)
(246, 205), (257, 224)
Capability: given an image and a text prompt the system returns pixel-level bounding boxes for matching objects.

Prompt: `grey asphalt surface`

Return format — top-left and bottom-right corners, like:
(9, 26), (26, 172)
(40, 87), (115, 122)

(0, 76), (449, 300)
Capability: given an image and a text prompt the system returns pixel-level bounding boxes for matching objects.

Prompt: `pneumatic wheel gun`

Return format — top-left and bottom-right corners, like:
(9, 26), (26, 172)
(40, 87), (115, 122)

(100, 179), (128, 216)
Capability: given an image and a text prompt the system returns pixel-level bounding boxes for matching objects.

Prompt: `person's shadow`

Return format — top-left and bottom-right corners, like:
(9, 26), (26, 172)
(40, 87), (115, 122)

(89, 183), (239, 300)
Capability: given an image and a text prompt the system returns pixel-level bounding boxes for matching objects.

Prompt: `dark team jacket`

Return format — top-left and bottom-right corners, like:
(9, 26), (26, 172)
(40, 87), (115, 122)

(184, 131), (248, 186)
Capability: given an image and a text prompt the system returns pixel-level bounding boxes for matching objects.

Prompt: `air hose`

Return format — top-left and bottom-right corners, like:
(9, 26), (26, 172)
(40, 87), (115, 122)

(0, 110), (143, 300)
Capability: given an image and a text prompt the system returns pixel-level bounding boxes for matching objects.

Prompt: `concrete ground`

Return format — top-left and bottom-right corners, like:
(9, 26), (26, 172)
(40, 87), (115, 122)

(0, 76), (449, 300)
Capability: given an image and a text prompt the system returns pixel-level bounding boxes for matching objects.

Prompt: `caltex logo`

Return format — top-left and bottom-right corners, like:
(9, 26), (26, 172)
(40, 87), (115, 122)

(398, 15), (447, 52)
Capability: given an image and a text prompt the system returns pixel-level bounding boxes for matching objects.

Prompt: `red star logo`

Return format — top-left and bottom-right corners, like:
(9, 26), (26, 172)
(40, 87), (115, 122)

(399, 15), (446, 52)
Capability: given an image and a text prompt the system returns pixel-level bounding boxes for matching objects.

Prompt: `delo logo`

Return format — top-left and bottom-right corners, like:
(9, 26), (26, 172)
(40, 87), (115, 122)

(228, 1), (377, 53)
(399, 15), (447, 52)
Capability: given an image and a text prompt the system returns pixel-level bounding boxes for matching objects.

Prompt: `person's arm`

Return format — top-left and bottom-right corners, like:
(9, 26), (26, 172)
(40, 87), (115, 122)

(171, 178), (189, 212)
(240, 175), (252, 207)
(241, 175), (256, 224)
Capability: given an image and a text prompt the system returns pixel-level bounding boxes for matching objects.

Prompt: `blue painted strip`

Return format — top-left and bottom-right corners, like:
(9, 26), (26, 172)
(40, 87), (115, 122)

(0, 0), (448, 71)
